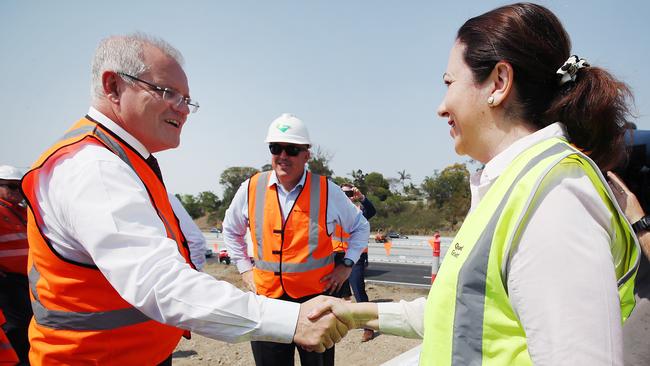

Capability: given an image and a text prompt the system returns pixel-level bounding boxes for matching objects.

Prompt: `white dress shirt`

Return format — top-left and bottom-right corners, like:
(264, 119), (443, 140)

(223, 169), (370, 274)
(33, 107), (299, 343)
(379, 123), (624, 365)
(168, 193), (206, 271)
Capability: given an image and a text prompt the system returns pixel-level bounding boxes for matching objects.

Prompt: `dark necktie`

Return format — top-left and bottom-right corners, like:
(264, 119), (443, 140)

(146, 154), (164, 182)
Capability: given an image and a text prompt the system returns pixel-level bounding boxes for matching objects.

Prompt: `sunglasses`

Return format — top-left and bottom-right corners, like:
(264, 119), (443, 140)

(269, 143), (307, 157)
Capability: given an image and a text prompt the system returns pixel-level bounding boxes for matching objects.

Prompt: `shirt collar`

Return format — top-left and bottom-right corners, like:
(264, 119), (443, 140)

(268, 169), (308, 194)
(471, 122), (568, 186)
(87, 107), (151, 158)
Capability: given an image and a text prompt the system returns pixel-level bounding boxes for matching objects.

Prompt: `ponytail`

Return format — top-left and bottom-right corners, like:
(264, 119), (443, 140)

(545, 67), (633, 170)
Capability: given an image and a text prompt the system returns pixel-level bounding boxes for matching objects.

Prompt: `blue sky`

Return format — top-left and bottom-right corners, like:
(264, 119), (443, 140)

(2, 0), (649, 196)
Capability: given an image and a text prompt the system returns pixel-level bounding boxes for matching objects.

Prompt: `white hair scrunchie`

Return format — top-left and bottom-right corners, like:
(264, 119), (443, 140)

(556, 55), (590, 85)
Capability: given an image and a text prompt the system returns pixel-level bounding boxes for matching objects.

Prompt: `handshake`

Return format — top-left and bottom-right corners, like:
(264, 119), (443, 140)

(292, 295), (376, 352)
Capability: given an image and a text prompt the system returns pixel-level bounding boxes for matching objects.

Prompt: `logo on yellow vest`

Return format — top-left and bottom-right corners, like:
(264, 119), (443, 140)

(450, 242), (464, 258)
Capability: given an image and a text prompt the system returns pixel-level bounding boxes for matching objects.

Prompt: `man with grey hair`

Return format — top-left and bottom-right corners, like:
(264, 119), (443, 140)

(21, 33), (347, 365)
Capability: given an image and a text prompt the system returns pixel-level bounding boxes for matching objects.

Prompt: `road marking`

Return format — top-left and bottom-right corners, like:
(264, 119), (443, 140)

(366, 279), (431, 289)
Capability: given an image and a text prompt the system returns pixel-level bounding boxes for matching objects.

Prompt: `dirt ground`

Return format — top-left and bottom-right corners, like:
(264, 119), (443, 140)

(172, 258), (428, 365)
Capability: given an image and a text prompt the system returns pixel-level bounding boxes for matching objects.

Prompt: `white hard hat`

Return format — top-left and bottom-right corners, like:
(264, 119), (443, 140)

(0, 165), (24, 181)
(264, 113), (311, 146)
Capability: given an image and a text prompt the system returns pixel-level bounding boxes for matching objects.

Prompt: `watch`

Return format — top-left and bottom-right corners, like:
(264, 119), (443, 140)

(342, 258), (354, 268)
(632, 215), (650, 234)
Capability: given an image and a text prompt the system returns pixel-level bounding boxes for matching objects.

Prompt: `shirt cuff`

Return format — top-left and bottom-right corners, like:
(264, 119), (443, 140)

(378, 302), (406, 334)
(378, 301), (424, 339)
(254, 297), (301, 343)
(236, 258), (254, 273)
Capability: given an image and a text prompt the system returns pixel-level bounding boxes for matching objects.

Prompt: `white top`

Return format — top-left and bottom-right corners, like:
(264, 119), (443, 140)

(32, 107), (300, 343)
(379, 123), (624, 365)
(223, 170), (370, 274)
(168, 193), (206, 271)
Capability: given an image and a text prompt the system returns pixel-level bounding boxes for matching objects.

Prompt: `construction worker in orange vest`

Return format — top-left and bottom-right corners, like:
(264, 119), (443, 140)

(0, 165), (30, 365)
(21, 34), (348, 366)
(223, 113), (370, 366)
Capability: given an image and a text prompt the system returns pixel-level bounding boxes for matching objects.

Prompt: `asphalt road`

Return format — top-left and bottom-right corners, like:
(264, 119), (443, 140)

(365, 262), (433, 288)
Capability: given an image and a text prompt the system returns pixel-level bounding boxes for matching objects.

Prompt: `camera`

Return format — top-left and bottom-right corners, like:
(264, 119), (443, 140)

(344, 190), (354, 198)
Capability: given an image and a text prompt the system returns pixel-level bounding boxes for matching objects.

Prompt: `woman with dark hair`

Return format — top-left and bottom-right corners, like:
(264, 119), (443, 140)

(310, 3), (641, 365)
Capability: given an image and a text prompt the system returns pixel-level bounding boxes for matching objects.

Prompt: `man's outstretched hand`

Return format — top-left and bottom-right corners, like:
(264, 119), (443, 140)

(293, 296), (351, 353)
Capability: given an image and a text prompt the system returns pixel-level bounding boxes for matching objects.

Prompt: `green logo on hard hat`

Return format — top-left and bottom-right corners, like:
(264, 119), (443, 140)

(276, 123), (291, 133)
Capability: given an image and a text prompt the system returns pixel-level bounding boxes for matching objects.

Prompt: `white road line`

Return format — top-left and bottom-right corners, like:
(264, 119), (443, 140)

(365, 279), (431, 289)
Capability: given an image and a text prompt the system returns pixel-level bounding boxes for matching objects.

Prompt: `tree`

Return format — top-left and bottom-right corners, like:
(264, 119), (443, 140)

(350, 169), (368, 193)
(331, 176), (351, 186)
(260, 163), (273, 172)
(403, 182), (422, 200)
(397, 169), (412, 193)
(197, 191), (221, 215)
(365, 172), (391, 201)
(175, 193), (204, 219)
(307, 146), (334, 177)
(421, 163), (470, 229)
(220, 166), (259, 209)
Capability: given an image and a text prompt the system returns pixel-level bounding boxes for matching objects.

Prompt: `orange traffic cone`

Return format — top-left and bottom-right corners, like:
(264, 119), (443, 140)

(429, 235), (441, 283)
(384, 241), (392, 256)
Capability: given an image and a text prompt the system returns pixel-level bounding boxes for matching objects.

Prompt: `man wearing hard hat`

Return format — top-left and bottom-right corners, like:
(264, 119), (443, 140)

(0, 165), (31, 364)
(223, 113), (370, 366)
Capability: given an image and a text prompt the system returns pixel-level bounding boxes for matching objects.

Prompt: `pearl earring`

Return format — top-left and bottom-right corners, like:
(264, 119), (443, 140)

(487, 96), (495, 106)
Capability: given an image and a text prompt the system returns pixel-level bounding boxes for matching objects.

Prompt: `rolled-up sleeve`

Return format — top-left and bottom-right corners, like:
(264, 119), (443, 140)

(378, 297), (426, 339)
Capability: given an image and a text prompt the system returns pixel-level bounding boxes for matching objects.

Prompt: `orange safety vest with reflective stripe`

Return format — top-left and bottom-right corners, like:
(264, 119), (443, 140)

(21, 117), (194, 365)
(248, 171), (335, 299)
(0, 310), (19, 365)
(331, 224), (350, 252)
(0, 199), (28, 276)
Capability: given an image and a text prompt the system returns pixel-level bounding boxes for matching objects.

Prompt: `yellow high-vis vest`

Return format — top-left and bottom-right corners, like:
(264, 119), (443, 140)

(420, 137), (640, 365)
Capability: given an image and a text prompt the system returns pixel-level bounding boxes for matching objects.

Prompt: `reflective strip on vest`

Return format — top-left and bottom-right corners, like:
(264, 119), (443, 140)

(29, 265), (150, 331)
(253, 172), (334, 273)
(450, 142), (572, 364)
(253, 171), (269, 260)
(61, 124), (95, 141)
(0, 233), (27, 243)
(94, 128), (134, 170)
(0, 248), (29, 257)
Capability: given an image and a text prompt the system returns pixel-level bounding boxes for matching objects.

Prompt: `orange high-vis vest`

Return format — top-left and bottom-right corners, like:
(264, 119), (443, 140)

(0, 199), (28, 276)
(0, 310), (19, 365)
(21, 117), (194, 365)
(332, 224), (368, 254)
(331, 224), (350, 252)
(248, 171), (335, 299)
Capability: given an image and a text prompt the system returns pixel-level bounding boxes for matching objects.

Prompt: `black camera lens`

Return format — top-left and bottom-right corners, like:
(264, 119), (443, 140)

(344, 190), (354, 197)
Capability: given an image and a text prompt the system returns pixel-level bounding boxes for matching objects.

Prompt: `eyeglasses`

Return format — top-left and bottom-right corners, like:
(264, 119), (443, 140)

(268, 143), (307, 157)
(118, 72), (200, 113)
